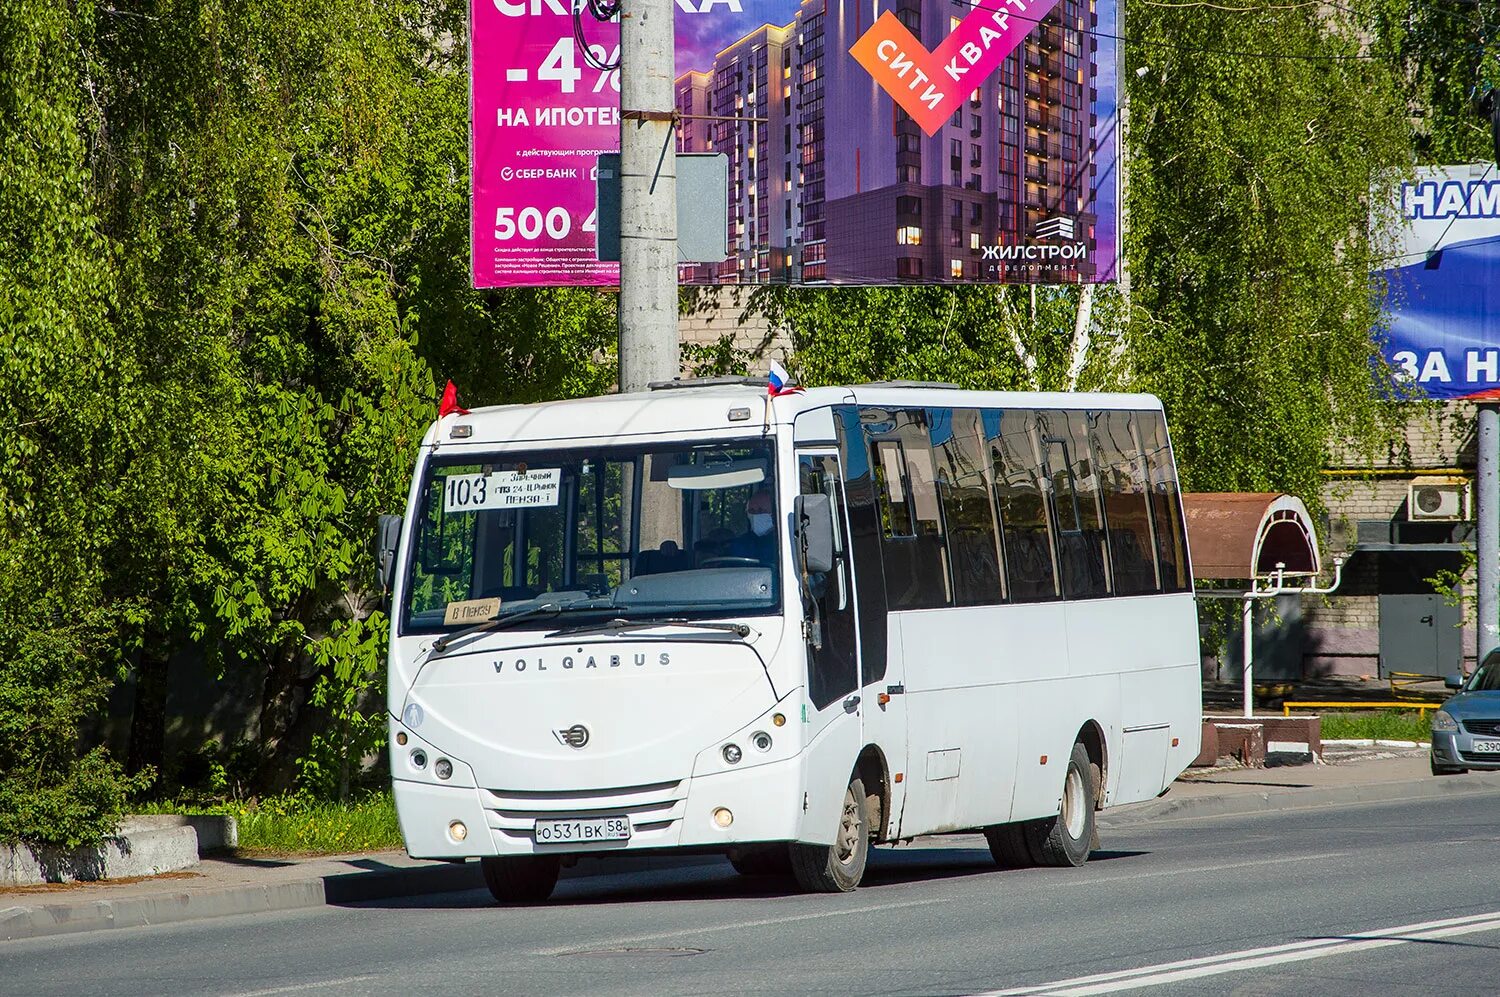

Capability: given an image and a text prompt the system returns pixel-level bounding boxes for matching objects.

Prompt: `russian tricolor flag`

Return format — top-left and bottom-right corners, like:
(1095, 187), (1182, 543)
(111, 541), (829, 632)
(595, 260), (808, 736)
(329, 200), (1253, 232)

(768, 360), (801, 397)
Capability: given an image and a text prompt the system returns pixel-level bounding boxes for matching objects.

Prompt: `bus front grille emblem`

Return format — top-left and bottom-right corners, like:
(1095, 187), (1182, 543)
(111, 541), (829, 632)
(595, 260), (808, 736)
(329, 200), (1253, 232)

(555, 724), (590, 749)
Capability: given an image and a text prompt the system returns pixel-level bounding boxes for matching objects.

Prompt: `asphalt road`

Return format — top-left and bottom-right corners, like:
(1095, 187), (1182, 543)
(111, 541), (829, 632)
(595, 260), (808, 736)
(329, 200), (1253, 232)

(4, 791), (1500, 997)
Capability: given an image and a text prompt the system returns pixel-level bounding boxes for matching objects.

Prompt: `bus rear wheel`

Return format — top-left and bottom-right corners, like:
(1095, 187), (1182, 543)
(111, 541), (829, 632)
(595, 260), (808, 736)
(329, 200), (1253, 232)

(984, 742), (1097, 869)
(481, 854), (561, 904)
(789, 776), (869, 892)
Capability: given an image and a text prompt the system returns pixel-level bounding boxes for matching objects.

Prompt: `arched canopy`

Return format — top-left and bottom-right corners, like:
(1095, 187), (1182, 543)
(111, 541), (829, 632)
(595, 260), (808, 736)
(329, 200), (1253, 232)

(1182, 493), (1321, 581)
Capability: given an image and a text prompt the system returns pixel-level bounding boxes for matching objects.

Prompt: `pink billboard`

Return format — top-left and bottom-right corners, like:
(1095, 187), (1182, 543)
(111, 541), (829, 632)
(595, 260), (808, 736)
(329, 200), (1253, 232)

(471, 2), (621, 286)
(471, 0), (1119, 288)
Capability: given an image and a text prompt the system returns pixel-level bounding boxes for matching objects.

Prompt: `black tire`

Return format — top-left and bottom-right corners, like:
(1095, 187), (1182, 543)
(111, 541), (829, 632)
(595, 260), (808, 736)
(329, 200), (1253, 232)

(790, 776), (870, 892)
(1430, 754), (1467, 777)
(481, 854), (561, 904)
(1031, 742), (1097, 867)
(992, 742), (1097, 869)
(729, 844), (794, 877)
(983, 821), (1036, 868)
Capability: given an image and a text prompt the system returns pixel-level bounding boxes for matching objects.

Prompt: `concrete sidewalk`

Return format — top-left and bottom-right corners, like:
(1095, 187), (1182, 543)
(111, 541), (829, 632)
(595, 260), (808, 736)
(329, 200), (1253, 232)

(6, 753), (1500, 944)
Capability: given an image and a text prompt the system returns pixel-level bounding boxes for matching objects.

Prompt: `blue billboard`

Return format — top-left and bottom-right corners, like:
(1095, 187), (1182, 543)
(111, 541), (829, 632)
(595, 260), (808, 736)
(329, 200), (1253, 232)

(1382, 165), (1500, 400)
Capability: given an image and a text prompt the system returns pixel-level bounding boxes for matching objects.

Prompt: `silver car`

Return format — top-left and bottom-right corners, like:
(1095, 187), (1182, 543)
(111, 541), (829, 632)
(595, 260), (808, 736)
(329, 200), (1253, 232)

(1430, 649), (1500, 775)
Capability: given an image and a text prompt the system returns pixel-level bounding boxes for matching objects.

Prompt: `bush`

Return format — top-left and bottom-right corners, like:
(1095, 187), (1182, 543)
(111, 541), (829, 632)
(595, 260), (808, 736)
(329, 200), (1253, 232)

(0, 610), (155, 848)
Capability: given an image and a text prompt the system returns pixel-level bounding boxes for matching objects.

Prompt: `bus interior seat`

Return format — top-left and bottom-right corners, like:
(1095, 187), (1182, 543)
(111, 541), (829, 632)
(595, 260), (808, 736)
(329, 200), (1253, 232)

(636, 541), (694, 576)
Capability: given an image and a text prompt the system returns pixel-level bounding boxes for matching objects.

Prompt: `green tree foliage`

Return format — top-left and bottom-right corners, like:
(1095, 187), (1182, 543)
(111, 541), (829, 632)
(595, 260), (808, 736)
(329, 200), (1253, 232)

(0, 1), (155, 846)
(1, 0), (615, 843)
(1125, 1), (1416, 500)
(1370, 0), (1500, 164)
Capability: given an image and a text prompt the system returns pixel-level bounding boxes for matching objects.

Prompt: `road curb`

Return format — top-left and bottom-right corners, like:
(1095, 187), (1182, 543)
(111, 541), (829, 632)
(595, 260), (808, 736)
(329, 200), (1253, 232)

(1100, 771), (1500, 826)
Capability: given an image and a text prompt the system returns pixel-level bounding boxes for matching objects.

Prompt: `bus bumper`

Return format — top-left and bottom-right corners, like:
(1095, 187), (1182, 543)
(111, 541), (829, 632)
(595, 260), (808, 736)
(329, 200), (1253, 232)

(393, 756), (806, 859)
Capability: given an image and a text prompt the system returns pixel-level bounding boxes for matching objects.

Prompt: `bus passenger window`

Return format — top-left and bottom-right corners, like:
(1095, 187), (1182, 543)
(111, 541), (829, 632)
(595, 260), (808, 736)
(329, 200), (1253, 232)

(873, 441), (914, 538)
(1141, 412), (1191, 592)
(935, 408), (1005, 606)
(990, 410), (1059, 602)
(1048, 412), (1110, 600)
(1095, 410), (1161, 596)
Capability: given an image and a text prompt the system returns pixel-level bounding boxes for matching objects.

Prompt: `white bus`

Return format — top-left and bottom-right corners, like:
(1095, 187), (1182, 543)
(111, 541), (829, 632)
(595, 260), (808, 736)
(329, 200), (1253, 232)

(379, 380), (1201, 901)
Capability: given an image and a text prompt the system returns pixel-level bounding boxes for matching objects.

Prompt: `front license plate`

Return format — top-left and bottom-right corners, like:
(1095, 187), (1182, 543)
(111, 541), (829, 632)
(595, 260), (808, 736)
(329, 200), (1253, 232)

(1469, 739), (1500, 754)
(534, 816), (632, 844)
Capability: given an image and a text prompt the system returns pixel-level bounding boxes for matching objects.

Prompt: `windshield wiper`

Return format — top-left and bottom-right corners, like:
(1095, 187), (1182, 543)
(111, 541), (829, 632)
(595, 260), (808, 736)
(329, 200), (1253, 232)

(432, 603), (566, 653)
(546, 617), (752, 639)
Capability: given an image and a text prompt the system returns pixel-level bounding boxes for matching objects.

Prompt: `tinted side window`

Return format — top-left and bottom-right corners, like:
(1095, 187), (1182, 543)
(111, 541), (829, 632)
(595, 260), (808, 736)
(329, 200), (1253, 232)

(1094, 410), (1160, 596)
(1045, 410), (1109, 599)
(835, 407), (889, 684)
(873, 441), (914, 538)
(932, 408), (1005, 606)
(874, 411), (952, 611)
(1141, 411), (1191, 592)
(988, 409), (1059, 602)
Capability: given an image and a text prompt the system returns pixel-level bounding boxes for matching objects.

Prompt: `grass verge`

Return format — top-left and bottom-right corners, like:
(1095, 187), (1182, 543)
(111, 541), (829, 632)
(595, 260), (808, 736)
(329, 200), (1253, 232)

(1318, 710), (1433, 743)
(137, 793), (403, 855)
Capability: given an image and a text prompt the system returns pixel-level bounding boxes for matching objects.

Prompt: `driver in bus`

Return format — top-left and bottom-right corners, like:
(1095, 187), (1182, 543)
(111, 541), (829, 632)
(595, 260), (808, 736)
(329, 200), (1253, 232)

(723, 487), (778, 566)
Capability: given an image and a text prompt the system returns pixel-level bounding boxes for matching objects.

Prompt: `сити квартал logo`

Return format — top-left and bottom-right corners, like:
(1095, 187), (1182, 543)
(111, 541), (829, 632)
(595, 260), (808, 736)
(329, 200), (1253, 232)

(849, 0), (1061, 137)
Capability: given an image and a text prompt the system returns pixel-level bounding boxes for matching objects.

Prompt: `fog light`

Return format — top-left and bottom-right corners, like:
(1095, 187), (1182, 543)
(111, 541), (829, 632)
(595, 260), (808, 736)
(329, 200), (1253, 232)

(751, 731), (772, 752)
(434, 758), (453, 780)
(722, 743), (742, 765)
(449, 820), (468, 841)
(772, 713), (786, 727)
(411, 749), (428, 769)
(395, 731), (408, 745)
(712, 807), (734, 828)
(402, 702), (425, 729)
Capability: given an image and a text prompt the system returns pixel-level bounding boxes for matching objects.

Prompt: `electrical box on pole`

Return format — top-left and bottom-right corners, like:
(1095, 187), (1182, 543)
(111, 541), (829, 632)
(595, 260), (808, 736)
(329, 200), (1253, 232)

(595, 153), (729, 263)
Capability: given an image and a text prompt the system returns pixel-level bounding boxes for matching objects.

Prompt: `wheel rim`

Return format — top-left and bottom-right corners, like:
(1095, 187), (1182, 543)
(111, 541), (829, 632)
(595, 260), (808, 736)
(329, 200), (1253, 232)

(835, 786), (862, 865)
(1063, 765), (1087, 840)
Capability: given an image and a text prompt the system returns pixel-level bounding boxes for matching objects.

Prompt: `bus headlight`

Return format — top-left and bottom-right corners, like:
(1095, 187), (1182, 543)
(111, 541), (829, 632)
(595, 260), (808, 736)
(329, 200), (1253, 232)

(750, 731), (772, 752)
(410, 749), (428, 769)
(722, 743), (743, 765)
(434, 758), (453, 780)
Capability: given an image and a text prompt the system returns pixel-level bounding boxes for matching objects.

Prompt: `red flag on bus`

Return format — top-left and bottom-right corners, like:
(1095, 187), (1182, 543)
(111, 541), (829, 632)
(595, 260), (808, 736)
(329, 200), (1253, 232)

(438, 380), (469, 418)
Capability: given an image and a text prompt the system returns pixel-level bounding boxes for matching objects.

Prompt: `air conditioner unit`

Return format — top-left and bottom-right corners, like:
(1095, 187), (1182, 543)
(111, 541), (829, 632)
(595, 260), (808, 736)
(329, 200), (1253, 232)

(1408, 477), (1470, 521)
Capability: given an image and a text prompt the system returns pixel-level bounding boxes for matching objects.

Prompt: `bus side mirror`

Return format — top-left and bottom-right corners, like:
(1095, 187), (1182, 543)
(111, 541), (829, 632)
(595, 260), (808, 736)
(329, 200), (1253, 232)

(375, 513), (403, 595)
(794, 494), (835, 575)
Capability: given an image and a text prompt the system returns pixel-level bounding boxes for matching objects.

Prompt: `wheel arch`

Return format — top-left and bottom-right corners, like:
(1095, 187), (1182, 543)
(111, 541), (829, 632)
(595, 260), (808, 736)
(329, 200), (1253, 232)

(854, 744), (892, 841)
(1075, 720), (1108, 808)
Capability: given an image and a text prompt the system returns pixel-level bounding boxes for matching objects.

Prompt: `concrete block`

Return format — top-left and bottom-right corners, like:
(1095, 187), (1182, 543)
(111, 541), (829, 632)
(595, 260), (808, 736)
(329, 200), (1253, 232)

(1, 822), (200, 886)
(1192, 721), (1220, 767)
(1207, 715), (1321, 757)
(1213, 723), (1266, 768)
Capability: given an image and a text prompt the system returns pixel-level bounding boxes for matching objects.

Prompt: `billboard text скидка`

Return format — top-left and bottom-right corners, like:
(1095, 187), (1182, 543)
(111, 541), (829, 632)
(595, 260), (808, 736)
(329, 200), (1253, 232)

(471, 0), (1119, 287)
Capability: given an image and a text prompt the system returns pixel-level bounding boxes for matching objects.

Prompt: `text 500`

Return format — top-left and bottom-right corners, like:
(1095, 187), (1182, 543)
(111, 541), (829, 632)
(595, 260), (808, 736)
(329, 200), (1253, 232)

(495, 206), (596, 241)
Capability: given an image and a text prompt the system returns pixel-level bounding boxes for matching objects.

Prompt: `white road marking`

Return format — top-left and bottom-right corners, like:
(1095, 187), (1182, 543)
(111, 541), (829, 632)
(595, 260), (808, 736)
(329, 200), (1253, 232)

(535, 895), (951, 956)
(225, 975), (379, 996)
(977, 910), (1500, 996)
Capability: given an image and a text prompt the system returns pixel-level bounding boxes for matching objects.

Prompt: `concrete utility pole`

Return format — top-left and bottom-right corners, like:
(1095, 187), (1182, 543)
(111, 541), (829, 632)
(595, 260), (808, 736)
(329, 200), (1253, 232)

(616, 0), (679, 393)
(1478, 406), (1499, 665)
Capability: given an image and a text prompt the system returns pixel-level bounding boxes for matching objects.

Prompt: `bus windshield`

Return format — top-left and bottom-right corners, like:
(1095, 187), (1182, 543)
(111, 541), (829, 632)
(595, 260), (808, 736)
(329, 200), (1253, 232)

(401, 439), (781, 633)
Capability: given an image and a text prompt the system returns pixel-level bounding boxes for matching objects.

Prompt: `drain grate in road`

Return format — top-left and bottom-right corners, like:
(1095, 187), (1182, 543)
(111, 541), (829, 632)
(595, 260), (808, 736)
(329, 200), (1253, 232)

(561, 947), (706, 959)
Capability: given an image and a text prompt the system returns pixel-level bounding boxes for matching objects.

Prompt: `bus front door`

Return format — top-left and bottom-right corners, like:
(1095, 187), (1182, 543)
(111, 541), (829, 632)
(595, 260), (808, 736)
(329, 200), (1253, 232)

(798, 452), (907, 843)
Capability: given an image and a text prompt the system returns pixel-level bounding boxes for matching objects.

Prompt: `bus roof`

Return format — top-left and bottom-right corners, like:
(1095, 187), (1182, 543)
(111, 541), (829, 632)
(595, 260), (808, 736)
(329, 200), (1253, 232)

(423, 383), (1165, 448)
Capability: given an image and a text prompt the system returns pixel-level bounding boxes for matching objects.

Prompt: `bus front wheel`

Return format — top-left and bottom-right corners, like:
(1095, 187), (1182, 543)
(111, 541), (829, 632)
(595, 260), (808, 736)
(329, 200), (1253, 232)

(481, 854), (561, 904)
(790, 775), (870, 892)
